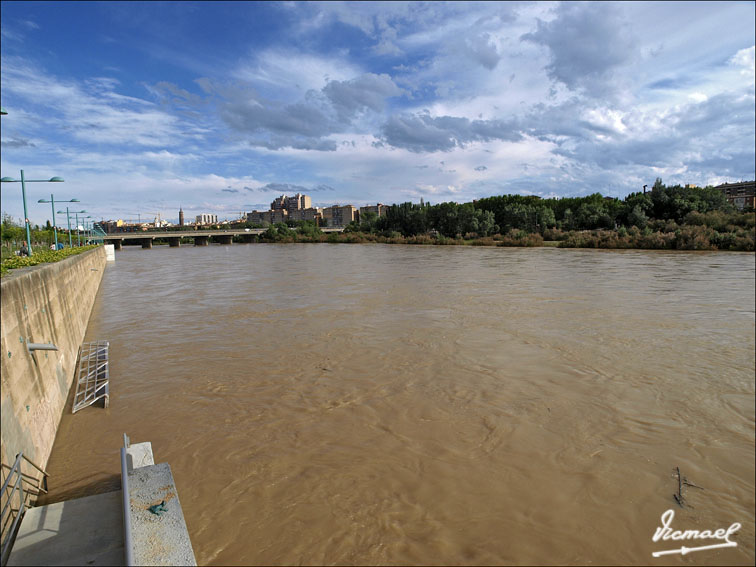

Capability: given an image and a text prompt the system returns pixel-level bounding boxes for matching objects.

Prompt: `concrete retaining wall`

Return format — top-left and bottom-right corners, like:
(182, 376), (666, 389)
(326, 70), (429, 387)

(1, 247), (106, 472)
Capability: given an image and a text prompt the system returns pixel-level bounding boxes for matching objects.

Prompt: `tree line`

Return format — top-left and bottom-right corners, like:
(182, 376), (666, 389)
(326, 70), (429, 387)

(349, 179), (747, 238)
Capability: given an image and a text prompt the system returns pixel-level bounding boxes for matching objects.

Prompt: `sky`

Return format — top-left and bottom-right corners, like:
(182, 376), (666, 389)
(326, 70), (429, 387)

(1, 1), (754, 226)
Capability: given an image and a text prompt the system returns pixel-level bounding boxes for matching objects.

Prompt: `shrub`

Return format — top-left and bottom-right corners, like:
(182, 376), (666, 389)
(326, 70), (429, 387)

(1, 245), (101, 276)
(497, 229), (543, 247)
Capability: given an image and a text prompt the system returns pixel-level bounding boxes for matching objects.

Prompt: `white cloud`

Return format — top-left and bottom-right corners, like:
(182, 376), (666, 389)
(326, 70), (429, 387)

(1, 2), (753, 225)
(232, 49), (362, 100)
(730, 45), (755, 76)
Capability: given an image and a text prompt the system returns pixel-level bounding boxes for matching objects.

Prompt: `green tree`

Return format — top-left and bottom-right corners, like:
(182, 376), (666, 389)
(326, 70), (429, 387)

(627, 205), (649, 228)
(297, 220), (322, 238)
(1, 214), (24, 245)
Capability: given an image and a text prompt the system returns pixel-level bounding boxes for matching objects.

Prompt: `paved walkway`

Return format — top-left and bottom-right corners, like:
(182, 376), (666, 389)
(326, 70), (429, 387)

(7, 490), (123, 566)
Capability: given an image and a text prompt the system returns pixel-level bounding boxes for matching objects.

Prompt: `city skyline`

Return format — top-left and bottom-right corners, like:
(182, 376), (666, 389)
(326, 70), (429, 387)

(1, 1), (754, 226)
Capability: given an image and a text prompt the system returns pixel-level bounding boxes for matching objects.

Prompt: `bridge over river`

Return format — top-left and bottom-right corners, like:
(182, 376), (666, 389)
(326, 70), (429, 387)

(104, 227), (345, 249)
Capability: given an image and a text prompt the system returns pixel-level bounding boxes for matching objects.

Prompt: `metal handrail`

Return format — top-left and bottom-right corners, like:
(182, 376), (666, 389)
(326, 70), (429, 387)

(1, 452), (49, 566)
(16, 455), (49, 493)
(121, 435), (134, 566)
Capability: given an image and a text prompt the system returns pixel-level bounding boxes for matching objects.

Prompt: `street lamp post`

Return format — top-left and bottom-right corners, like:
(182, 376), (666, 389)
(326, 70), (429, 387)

(1, 170), (64, 255)
(83, 216), (93, 243)
(75, 212), (82, 246)
(57, 209), (86, 247)
(38, 195), (79, 250)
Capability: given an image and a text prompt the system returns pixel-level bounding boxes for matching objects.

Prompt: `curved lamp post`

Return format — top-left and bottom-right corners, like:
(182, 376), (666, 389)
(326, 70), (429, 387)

(38, 195), (79, 250)
(74, 213), (93, 246)
(85, 216), (94, 242)
(75, 212), (83, 246)
(1, 170), (64, 255)
(57, 209), (86, 247)
(81, 216), (92, 242)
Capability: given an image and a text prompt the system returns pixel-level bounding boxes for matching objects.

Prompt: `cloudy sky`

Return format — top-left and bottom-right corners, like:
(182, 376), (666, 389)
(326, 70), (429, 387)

(1, 1), (754, 225)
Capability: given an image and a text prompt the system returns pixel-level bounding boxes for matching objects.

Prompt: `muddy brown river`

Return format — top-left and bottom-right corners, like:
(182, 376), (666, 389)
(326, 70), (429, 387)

(43, 244), (755, 565)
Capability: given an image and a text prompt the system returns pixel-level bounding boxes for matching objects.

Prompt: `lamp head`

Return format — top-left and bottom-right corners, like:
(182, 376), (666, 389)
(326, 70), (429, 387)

(49, 177), (65, 182)
(1, 177), (17, 182)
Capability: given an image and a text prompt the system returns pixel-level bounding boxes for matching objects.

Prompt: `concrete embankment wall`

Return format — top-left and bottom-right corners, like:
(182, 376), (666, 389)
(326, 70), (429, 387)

(1, 247), (106, 473)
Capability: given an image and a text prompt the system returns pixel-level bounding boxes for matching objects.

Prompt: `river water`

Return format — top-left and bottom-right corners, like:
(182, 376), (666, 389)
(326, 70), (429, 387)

(43, 244), (754, 565)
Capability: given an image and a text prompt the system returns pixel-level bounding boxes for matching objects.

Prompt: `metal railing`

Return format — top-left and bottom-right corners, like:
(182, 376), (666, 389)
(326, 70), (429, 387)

(90, 224), (107, 244)
(1, 453), (49, 566)
(121, 434), (134, 566)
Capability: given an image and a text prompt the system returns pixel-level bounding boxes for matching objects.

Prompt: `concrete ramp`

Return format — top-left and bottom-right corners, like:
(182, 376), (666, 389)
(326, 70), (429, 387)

(7, 490), (124, 566)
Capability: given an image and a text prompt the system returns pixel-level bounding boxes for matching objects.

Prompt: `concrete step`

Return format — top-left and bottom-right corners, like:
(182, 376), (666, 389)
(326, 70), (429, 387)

(127, 462), (196, 566)
(7, 490), (124, 566)
(6, 439), (195, 566)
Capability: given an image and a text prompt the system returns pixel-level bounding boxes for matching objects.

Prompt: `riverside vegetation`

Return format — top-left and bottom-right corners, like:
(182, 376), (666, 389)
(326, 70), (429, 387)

(0, 244), (101, 276)
(252, 179), (755, 251)
(3, 179), (752, 260)
(1, 213), (101, 276)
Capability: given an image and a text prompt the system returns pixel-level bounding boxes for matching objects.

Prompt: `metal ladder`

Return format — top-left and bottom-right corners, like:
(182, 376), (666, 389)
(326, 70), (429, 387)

(72, 341), (110, 414)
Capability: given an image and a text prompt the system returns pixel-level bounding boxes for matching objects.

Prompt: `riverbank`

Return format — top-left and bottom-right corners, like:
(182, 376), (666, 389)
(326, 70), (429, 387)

(245, 224), (755, 251)
(1, 246), (106, 474)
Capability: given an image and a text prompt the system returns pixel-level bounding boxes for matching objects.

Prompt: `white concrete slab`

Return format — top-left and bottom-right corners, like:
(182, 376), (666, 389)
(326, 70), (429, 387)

(126, 442), (154, 472)
(7, 490), (124, 566)
(128, 462), (196, 566)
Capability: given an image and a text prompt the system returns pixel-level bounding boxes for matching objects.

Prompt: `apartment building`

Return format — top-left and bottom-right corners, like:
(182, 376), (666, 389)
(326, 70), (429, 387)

(715, 181), (755, 210)
(358, 203), (388, 221)
(247, 210), (274, 225)
(271, 193), (312, 213)
(288, 207), (322, 223)
(322, 205), (357, 227)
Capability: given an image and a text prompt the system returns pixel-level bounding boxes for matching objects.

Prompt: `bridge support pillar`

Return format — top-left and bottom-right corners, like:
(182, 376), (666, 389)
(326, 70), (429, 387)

(218, 235), (233, 245)
(113, 239), (123, 250)
(168, 237), (181, 248)
(194, 236), (209, 246)
(141, 238), (153, 249)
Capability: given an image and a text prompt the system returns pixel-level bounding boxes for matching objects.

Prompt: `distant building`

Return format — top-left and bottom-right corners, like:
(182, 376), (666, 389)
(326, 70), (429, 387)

(271, 209), (288, 224)
(322, 205), (356, 227)
(99, 219), (124, 233)
(271, 193), (312, 213)
(249, 193), (317, 226)
(99, 219), (150, 233)
(247, 210), (278, 225)
(196, 213), (218, 225)
(270, 195), (286, 211)
(288, 193), (312, 212)
(179, 207), (184, 227)
(715, 181), (755, 210)
(288, 207), (321, 223)
(358, 204), (388, 221)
